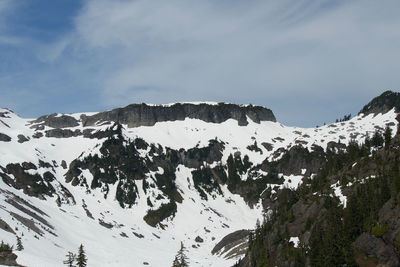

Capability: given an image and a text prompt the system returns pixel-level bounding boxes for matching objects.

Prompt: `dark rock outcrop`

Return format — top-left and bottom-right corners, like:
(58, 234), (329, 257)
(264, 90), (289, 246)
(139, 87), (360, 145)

(17, 134), (29, 143)
(261, 142), (273, 151)
(195, 236), (204, 243)
(0, 251), (25, 267)
(0, 120), (10, 128)
(143, 201), (177, 227)
(212, 229), (250, 260)
(0, 133), (11, 142)
(212, 229), (250, 255)
(353, 233), (400, 267)
(0, 163), (74, 204)
(32, 132), (43, 139)
(180, 139), (224, 169)
(45, 129), (81, 138)
(80, 103), (276, 127)
(0, 111), (11, 118)
(261, 145), (327, 176)
(31, 114), (79, 128)
(0, 163), (56, 198)
(61, 160), (67, 169)
(0, 218), (15, 234)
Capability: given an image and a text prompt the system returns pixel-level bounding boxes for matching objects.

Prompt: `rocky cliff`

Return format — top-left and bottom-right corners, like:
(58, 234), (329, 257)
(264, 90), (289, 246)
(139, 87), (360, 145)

(32, 102), (276, 129)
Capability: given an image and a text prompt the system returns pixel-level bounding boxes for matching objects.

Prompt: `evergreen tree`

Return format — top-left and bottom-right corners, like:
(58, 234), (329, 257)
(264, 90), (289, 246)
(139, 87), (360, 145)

(16, 236), (23, 251)
(172, 242), (189, 267)
(384, 125), (393, 148)
(0, 241), (12, 253)
(172, 256), (180, 267)
(372, 130), (384, 147)
(248, 231), (254, 250)
(76, 244), (87, 267)
(63, 251), (76, 267)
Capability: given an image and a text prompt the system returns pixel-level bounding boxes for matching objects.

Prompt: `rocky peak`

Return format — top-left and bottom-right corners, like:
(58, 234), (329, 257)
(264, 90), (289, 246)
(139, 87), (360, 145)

(359, 90), (400, 116)
(80, 102), (276, 127)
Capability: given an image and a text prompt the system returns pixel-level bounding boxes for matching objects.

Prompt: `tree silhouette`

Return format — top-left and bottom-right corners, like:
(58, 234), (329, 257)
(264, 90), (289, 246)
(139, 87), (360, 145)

(76, 244), (87, 267)
(63, 251), (76, 267)
(172, 242), (189, 267)
(16, 236), (23, 251)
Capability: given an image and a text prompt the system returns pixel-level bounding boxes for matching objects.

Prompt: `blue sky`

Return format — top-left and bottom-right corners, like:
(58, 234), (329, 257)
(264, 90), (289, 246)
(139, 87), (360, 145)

(0, 0), (399, 127)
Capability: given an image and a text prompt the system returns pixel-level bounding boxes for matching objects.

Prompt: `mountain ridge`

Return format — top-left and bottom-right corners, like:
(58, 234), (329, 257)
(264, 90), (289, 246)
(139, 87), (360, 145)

(30, 102), (276, 129)
(0, 92), (399, 266)
(5, 89), (400, 129)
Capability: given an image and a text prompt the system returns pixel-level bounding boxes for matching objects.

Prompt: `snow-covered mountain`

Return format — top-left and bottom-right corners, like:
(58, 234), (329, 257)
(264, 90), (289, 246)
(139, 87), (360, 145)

(0, 93), (398, 266)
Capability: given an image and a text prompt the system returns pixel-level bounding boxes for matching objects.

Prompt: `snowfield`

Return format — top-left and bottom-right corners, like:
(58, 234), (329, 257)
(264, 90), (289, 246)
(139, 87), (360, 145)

(0, 107), (397, 266)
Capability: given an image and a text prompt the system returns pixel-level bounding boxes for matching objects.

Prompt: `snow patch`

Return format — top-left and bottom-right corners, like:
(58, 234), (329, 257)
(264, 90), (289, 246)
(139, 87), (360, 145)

(289, 237), (300, 248)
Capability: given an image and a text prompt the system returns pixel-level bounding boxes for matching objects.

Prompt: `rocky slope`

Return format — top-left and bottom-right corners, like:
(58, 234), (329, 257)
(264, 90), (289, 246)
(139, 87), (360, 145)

(0, 92), (399, 266)
(237, 91), (400, 267)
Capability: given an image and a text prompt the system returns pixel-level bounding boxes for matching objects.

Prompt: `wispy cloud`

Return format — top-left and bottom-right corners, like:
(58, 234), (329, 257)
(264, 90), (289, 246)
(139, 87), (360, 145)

(1, 0), (400, 126)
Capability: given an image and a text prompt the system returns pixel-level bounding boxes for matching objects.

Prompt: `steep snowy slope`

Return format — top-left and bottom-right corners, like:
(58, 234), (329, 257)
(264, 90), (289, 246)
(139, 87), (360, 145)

(0, 97), (398, 266)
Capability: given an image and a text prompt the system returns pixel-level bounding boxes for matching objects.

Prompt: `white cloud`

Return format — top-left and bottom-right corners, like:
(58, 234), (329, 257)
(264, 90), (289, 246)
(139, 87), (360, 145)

(71, 1), (398, 104)
(3, 0), (400, 126)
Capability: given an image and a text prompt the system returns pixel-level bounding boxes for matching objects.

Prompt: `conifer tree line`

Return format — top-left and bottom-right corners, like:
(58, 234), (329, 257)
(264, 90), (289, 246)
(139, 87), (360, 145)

(238, 124), (400, 266)
(63, 244), (87, 267)
(335, 113), (352, 123)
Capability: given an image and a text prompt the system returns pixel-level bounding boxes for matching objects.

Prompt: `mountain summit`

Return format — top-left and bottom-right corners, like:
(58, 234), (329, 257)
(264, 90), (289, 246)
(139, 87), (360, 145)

(360, 90), (400, 115)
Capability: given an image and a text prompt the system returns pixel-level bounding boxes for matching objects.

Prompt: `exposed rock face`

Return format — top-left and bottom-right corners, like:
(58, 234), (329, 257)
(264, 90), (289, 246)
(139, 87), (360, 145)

(44, 127), (121, 139)
(80, 103), (276, 127)
(0, 133), (11, 142)
(353, 233), (400, 267)
(32, 132), (43, 139)
(212, 229), (250, 260)
(0, 251), (24, 267)
(286, 199), (324, 242)
(261, 145), (327, 176)
(0, 163), (56, 198)
(63, 126), (269, 226)
(17, 134), (29, 143)
(45, 129), (81, 138)
(212, 229), (250, 255)
(0, 109), (12, 118)
(61, 160), (67, 169)
(28, 103), (275, 139)
(0, 162), (73, 204)
(360, 90), (400, 116)
(195, 236), (204, 243)
(0, 218), (14, 234)
(31, 114), (79, 128)
(261, 142), (273, 151)
(180, 139), (224, 169)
